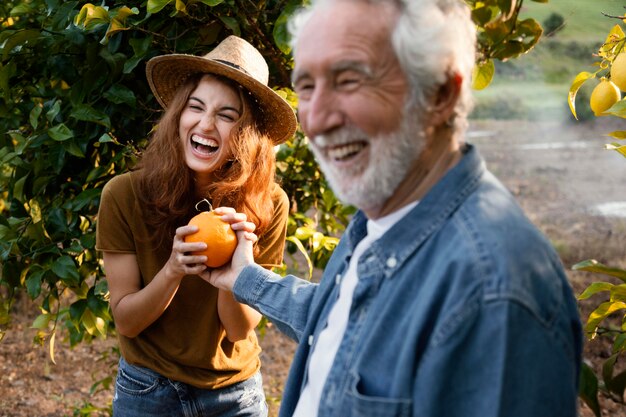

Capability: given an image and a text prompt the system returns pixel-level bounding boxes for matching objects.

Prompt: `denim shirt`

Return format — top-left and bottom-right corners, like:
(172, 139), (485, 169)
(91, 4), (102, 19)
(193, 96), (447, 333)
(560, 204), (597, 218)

(234, 144), (582, 417)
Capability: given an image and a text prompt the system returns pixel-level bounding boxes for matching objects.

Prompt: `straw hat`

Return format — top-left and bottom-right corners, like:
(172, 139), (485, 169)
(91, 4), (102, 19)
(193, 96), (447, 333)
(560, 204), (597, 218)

(146, 35), (297, 144)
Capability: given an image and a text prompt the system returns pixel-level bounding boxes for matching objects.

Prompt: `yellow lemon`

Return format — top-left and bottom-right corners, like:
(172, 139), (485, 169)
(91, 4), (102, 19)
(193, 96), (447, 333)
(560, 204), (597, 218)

(590, 78), (621, 116)
(610, 53), (626, 92)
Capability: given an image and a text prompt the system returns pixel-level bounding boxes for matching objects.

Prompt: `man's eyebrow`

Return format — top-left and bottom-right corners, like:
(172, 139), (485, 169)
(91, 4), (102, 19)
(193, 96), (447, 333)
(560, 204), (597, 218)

(330, 60), (373, 76)
(291, 69), (309, 86)
(291, 60), (374, 86)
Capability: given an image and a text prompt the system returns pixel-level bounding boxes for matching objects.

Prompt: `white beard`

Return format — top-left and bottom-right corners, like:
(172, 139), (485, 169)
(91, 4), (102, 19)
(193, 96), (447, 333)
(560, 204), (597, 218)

(310, 114), (425, 213)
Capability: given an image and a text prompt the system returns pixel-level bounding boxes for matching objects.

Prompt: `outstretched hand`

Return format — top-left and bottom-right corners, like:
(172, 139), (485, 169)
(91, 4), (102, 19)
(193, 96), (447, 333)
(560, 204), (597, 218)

(199, 207), (258, 291)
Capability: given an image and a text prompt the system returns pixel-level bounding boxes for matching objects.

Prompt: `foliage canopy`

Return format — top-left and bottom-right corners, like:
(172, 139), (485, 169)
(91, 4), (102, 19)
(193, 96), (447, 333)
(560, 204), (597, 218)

(0, 0), (545, 364)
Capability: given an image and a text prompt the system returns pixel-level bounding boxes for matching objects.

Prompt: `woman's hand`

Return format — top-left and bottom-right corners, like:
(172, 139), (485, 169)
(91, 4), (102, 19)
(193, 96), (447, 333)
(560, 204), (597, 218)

(163, 224), (210, 281)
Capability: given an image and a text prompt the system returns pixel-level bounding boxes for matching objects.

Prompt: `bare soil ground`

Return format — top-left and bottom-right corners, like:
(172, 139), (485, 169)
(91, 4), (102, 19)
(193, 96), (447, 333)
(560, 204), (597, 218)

(1, 119), (626, 416)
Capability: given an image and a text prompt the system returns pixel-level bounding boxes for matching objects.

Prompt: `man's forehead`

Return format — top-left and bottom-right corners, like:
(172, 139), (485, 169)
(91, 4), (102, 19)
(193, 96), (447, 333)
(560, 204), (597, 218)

(293, 1), (397, 73)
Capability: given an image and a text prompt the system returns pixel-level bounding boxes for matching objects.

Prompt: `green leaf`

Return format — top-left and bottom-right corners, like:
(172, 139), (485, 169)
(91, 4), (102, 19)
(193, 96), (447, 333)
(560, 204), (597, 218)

(602, 353), (618, 391)
(605, 143), (626, 158)
(74, 4), (110, 30)
(63, 139), (86, 158)
(585, 301), (626, 337)
(294, 226), (316, 241)
(608, 369), (626, 399)
(472, 59), (495, 90)
(578, 282), (614, 300)
(29, 105), (42, 130)
(69, 299), (87, 322)
(31, 313), (51, 330)
(611, 284), (626, 302)
(46, 100), (61, 123)
(13, 173), (28, 201)
(472, 6), (497, 27)
(9, 3), (34, 15)
(273, 5), (299, 55)
(104, 84), (136, 106)
(51, 255), (80, 286)
(605, 99), (626, 118)
(147, 0), (173, 14)
(1, 29), (40, 61)
(70, 104), (111, 128)
(579, 362), (601, 417)
(286, 236), (313, 280)
(98, 133), (114, 143)
(48, 123), (74, 141)
(198, 0), (224, 5)
(219, 16), (240, 37)
(0, 61), (16, 103)
(25, 269), (45, 299)
(311, 232), (324, 252)
(606, 131), (626, 139)
(568, 72), (595, 120)
(70, 188), (101, 211)
(573, 259), (626, 282)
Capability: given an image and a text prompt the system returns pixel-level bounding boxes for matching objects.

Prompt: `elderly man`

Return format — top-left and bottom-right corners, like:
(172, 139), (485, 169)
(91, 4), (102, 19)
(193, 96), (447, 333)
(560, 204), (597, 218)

(207, 0), (583, 416)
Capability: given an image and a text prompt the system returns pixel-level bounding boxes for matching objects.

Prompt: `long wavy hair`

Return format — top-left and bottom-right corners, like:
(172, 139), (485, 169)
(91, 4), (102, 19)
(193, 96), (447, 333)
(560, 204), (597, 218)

(135, 73), (278, 251)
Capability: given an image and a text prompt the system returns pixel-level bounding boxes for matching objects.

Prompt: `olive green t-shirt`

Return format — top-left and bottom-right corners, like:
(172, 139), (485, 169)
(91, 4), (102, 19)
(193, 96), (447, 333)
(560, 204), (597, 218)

(95, 171), (289, 389)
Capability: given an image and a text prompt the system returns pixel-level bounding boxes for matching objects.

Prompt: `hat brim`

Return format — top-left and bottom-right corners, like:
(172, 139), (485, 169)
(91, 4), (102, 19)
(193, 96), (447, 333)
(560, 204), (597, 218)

(146, 55), (297, 145)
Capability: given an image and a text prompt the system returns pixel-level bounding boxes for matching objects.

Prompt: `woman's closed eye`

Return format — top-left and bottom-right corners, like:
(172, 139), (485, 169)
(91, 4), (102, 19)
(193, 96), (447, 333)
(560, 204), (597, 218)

(219, 113), (236, 122)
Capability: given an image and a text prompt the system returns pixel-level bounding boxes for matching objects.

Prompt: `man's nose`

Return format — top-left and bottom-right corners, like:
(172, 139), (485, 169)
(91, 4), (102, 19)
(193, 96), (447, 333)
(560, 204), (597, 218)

(300, 87), (343, 138)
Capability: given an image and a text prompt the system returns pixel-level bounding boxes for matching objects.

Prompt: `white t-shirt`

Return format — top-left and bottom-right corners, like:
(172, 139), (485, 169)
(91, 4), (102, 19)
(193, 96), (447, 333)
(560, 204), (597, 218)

(293, 202), (418, 416)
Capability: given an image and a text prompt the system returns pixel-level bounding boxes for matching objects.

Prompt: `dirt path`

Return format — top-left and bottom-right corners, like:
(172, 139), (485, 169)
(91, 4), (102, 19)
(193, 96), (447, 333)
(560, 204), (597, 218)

(1, 119), (625, 416)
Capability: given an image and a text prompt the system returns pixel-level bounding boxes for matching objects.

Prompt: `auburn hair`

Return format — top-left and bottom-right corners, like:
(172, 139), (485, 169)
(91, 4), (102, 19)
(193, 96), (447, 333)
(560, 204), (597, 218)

(135, 74), (278, 251)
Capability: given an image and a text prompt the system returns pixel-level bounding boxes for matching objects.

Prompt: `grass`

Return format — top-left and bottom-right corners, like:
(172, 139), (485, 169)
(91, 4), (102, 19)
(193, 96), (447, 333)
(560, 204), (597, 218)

(473, 0), (623, 120)
(521, 0), (625, 42)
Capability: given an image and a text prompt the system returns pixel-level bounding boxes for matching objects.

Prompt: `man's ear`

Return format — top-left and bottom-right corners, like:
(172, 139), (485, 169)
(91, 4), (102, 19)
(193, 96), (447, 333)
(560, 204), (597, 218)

(429, 73), (462, 126)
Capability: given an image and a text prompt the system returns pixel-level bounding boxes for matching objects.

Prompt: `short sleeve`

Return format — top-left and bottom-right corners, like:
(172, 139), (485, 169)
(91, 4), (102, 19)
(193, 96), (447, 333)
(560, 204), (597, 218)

(95, 173), (137, 254)
(255, 184), (289, 269)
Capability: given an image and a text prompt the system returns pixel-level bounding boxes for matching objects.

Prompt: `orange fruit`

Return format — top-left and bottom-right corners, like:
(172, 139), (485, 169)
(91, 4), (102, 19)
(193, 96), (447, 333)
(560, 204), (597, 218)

(184, 211), (237, 268)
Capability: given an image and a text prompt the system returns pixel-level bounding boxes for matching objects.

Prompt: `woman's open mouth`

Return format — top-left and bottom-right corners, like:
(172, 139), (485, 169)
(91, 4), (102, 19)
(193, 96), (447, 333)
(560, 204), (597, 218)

(191, 134), (219, 155)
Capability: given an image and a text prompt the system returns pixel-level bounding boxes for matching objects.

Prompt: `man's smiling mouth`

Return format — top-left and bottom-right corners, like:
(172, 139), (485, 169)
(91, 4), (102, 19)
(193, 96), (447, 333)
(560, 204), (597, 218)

(327, 141), (367, 161)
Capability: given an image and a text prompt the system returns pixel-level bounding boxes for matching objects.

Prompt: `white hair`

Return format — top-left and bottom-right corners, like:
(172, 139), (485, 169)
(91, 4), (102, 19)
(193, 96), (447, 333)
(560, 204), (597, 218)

(289, 0), (477, 133)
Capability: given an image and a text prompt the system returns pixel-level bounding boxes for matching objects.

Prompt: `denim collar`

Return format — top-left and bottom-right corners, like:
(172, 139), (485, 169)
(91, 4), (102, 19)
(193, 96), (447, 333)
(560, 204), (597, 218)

(343, 143), (485, 278)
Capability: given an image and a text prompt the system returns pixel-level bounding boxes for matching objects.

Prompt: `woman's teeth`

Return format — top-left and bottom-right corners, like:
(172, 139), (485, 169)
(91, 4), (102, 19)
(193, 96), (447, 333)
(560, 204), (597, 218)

(191, 134), (218, 153)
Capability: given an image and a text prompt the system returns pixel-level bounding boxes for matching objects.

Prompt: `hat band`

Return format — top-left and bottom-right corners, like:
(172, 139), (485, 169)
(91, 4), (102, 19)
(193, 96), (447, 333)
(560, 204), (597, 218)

(213, 59), (251, 76)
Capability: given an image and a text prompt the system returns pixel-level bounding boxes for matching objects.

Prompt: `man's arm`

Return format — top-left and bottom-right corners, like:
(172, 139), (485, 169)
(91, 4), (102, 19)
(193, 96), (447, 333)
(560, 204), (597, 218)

(203, 213), (318, 342)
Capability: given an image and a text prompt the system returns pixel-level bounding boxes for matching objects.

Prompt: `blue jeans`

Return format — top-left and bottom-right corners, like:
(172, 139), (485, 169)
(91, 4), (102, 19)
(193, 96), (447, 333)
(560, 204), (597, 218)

(113, 357), (268, 417)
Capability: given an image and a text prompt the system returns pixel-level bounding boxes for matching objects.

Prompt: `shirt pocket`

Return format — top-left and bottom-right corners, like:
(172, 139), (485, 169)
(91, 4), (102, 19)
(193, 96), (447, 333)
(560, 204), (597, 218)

(345, 372), (412, 417)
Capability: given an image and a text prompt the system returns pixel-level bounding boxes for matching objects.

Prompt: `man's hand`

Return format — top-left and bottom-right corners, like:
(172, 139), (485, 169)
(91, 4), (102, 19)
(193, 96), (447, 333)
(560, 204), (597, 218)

(199, 207), (258, 291)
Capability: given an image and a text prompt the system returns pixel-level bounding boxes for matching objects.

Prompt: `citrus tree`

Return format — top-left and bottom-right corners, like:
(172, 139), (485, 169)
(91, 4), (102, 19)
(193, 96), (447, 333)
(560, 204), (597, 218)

(566, 13), (626, 417)
(0, 0), (546, 412)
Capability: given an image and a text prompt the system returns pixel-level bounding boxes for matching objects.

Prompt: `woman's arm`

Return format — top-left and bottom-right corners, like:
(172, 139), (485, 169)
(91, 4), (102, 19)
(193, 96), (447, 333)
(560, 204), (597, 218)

(103, 225), (209, 338)
(217, 289), (262, 342)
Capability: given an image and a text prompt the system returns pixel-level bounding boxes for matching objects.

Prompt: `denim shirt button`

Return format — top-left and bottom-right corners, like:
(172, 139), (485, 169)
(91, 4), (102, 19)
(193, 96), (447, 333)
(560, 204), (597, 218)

(386, 256), (398, 268)
(308, 335), (314, 346)
(335, 274), (341, 285)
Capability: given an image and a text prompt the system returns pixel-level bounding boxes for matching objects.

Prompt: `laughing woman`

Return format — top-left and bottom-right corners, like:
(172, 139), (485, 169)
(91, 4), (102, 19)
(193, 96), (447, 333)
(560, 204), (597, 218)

(95, 36), (296, 417)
